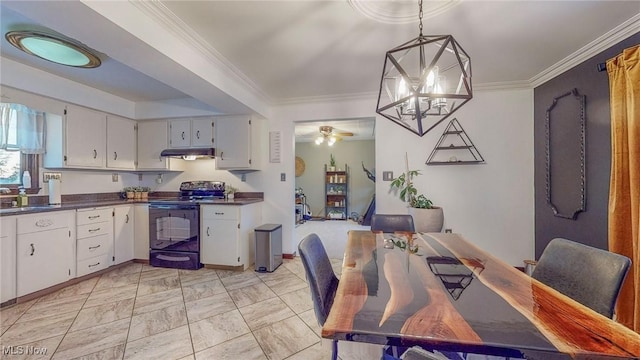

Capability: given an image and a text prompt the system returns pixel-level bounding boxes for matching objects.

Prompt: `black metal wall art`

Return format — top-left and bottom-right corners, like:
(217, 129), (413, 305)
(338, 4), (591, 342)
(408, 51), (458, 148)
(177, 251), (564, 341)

(545, 88), (586, 220)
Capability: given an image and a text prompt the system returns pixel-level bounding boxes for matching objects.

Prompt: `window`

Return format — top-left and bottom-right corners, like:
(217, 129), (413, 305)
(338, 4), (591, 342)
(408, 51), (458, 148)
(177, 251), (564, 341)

(0, 103), (41, 193)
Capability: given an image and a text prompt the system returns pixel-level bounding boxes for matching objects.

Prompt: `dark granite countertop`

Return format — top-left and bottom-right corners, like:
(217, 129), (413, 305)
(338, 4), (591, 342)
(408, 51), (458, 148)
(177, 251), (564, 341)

(0, 193), (264, 216)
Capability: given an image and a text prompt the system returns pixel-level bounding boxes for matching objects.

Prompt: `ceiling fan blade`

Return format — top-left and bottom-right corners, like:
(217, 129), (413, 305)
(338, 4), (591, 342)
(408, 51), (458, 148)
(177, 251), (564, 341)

(336, 132), (354, 136)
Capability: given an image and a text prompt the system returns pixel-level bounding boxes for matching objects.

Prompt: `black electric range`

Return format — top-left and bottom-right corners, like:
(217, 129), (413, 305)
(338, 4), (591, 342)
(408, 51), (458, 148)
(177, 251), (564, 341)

(148, 181), (225, 270)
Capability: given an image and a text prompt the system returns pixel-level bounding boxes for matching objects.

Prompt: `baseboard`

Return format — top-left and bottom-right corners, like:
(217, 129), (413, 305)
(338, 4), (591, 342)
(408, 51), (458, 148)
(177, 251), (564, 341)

(283, 253), (296, 259)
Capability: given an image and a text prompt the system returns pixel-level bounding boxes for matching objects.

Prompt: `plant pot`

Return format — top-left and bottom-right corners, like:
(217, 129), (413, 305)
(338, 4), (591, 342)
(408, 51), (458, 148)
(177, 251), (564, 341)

(126, 191), (134, 199)
(134, 192), (142, 200)
(141, 192), (148, 200)
(408, 206), (444, 233)
(227, 193), (234, 200)
(328, 166), (336, 171)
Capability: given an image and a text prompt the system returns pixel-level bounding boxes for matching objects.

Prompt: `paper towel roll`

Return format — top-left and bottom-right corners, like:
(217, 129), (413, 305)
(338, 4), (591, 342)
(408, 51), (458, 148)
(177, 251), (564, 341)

(48, 179), (61, 205)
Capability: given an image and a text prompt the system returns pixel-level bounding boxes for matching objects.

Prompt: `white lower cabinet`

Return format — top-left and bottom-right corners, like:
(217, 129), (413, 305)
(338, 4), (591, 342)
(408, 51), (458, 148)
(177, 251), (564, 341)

(1, 216), (16, 304)
(76, 208), (113, 277)
(113, 205), (135, 265)
(16, 211), (75, 297)
(134, 204), (149, 260)
(200, 203), (261, 270)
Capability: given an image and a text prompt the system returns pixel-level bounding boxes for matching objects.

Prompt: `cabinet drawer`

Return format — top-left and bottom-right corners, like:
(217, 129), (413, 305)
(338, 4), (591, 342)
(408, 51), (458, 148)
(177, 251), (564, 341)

(77, 222), (110, 239)
(201, 205), (238, 220)
(17, 211), (71, 234)
(77, 208), (112, 226)
(77, 253), (110, 277)
(77, 233), (111, 260)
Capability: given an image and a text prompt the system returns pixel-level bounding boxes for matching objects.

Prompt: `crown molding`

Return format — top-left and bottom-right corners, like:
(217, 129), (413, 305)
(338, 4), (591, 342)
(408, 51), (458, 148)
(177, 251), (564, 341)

(530, 13), (640, 88)
(130, 0), (273, 106)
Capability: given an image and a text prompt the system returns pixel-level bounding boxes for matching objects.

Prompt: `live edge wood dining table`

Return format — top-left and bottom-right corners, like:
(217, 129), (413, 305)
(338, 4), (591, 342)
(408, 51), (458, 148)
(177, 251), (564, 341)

(321, 231), (640, 360)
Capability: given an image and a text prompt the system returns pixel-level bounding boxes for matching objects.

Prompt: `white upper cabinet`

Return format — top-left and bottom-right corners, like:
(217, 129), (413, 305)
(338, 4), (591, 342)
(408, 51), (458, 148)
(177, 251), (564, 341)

(169, 119), (191, 148)
(138, 120), (169, 170)
(45, 105), (106, 168)
(106, 115), (136, 170)
(215, 115), (262, 170)
(191, 118), (215, 147)
(44, 105), (138, 171)
(169, 117), (215, 148)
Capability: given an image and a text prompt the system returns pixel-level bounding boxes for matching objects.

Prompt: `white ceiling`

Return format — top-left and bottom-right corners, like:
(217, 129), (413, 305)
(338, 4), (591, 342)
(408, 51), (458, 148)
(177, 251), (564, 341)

(1, 1), (639, 136)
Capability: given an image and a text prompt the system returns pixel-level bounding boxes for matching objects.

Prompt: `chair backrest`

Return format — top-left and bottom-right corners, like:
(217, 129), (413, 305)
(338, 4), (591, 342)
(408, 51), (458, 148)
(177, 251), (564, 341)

(532, 237), (631, 318)
(371, 214), (415, 233)
(298, 233), (339, 326)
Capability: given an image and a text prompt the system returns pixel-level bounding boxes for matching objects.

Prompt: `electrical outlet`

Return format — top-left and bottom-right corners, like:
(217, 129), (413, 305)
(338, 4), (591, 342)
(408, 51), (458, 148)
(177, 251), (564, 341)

(43, 172), (62, 183)
(382, 171), (393, 181)
(445, 228), (452, 233)
(280, 173), (286, 181)
(112, 173), (119, 182)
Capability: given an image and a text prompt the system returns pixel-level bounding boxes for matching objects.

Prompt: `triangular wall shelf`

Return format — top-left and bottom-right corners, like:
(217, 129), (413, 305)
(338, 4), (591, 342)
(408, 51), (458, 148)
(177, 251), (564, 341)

(426, 118), (485, 165)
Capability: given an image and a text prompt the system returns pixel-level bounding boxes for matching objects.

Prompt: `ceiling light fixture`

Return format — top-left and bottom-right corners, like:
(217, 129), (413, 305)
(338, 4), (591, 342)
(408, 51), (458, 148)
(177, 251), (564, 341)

(375, 0), (472, 137)
(5, 30), (101, 68)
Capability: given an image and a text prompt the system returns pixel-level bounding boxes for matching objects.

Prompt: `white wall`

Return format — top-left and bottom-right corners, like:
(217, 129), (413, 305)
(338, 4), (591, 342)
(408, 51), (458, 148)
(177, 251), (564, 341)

(271, 90), (534, 266)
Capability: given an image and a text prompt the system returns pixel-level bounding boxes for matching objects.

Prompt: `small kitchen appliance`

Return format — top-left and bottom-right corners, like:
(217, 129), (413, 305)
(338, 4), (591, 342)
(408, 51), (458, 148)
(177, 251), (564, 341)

(148, 181), (225, 269)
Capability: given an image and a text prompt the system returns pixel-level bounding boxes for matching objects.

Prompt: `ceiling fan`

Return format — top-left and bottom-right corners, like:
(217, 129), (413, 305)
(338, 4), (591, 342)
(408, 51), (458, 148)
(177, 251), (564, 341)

(315, 126), (353, 146)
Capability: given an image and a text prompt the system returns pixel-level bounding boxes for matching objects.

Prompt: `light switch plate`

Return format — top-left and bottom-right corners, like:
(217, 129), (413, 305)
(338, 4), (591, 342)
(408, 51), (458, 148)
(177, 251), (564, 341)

(112, 173), (119, 182)
(382, 171), (393, 181)
(280, 173), (286, 181)
(43, 172), (62, 183)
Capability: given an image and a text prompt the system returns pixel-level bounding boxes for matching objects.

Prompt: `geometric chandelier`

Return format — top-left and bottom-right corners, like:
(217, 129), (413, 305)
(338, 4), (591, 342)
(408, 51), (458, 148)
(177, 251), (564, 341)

(376, 0), (472, 137)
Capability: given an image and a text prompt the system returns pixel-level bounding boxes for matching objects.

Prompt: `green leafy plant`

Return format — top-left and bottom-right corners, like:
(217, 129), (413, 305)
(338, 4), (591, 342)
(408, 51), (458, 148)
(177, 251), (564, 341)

(329, 153), (336, 167)
(123, 186), (135, 193)
(390, 168), (434, 209)
(225, 184), (238, 195)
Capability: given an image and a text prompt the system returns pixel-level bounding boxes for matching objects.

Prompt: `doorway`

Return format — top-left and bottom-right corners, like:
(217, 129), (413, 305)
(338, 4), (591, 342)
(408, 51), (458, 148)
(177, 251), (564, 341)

(293, 118), (375, 256)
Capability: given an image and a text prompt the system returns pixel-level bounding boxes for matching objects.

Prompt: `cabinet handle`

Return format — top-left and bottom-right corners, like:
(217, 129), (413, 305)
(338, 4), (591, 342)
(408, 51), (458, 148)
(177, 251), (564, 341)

(181, 131), (185, 140)
(207, 226), (210, 236)
(220, 151), (224, 160)
(114, 152), (118, 160)
(196, 130), (200, 139)
(88, 262), (100, 268)
(89, 244), (101, 250)
(30, 243), (35, 256)
(88, 227), (101, 233)
(93, 149), (97, 159)
(215, 212), (224, 215)
(125, 214), (130, 223)
(88, 215), (100, 220)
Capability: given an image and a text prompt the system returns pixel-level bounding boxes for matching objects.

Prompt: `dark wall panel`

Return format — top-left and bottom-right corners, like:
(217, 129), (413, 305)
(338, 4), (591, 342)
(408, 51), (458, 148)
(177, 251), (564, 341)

(534, 33), (639, 258)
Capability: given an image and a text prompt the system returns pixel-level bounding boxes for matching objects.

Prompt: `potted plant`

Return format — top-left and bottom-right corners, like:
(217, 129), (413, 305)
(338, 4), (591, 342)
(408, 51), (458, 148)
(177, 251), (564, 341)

(139, 186), (150, 200)
(123, 187), (136, 200)
(329, 154), (336, 171)
(225, 184), (238, 200)
(389, 153), (444, 232)
(133, 186), (143, 200)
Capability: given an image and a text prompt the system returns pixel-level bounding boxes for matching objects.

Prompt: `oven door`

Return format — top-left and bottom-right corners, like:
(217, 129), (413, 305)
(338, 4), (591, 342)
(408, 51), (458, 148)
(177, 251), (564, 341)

(149, 204), (200, 252)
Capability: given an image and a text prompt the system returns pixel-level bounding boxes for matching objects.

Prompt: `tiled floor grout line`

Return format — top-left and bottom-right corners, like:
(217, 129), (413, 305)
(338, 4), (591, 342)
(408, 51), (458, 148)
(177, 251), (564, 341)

(121, 266), (143, 360)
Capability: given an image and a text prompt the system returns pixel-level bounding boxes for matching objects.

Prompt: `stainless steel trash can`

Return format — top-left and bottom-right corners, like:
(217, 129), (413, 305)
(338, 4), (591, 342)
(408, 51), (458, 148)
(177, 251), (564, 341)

(254, 224), (283, 272)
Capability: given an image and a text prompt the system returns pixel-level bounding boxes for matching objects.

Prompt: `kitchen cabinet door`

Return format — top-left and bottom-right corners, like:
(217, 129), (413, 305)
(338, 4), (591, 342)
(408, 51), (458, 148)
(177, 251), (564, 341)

(201, 219), (240, 266)
(17, 228), (73, 296)
(191, 117), (215, 147)
(215, 115), (252, 169)
(1, 216), (16, 304)
(114, 206), (135, 264)
(134, 204), (149, 260)
(169, 119), (191, 148)
(137, 120), (182, 171)
(65, 105), (106, 168)
(16, 211), (75, 297)
(106, 115), (136, 170)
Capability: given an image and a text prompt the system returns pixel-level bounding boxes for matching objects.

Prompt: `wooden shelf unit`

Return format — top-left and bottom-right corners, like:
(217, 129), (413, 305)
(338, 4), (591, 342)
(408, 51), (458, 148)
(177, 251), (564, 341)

(325, 164), (348, 220)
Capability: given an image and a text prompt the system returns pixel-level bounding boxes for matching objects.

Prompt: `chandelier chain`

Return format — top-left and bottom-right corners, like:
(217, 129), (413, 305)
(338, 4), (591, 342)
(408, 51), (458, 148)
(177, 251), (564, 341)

(418, 0), (423, 36)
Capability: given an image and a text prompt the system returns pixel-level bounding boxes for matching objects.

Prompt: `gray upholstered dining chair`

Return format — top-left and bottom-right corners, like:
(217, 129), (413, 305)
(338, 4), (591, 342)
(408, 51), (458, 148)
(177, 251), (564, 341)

(298, 233), (339, 360)
(532, 237), (631, 319)
(401, 346), (449, 360)
(371, 214), (415, 233)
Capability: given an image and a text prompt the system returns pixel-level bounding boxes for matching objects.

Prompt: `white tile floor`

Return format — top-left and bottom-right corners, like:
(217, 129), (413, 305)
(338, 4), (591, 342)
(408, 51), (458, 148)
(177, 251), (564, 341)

(0, 220), (382, 360)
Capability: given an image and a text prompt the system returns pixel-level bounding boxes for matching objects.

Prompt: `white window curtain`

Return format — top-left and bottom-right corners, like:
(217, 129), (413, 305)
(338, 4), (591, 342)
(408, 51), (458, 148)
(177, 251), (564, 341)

(0, 103), (45, 154)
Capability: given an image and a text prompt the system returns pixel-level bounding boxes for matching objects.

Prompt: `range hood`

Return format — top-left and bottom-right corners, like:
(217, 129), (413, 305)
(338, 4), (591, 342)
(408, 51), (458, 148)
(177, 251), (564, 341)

(160, 148), (215, 160)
